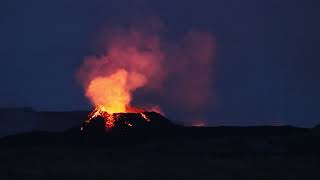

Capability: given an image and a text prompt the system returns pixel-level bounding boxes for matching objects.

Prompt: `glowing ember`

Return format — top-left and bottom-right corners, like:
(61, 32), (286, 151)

(140, 113), (151, 122)
(125, 121), (133, 127)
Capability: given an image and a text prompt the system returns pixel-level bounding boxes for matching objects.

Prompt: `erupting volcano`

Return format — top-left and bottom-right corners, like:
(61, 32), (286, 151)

(79, 68), (168, 131)
(77, 23), (215, 132)
(80, 67), (156, 131)
(78, 59), (167, 131)
(76, 25), (169, 132)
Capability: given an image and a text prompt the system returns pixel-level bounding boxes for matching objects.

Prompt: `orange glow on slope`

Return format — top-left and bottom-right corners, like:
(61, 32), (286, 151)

(191, 120), (206, 127)
(81, 106), (115, 130)
(81, 107), (151, 131)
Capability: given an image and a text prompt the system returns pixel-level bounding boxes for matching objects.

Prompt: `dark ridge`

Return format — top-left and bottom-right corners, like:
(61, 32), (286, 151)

(0, 107), (89, 137)
(37, 111), (89, 131)
(0, 108), (319, 155)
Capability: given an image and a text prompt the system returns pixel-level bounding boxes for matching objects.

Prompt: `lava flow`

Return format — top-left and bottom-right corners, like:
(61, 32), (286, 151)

(80, 105), (153, 131)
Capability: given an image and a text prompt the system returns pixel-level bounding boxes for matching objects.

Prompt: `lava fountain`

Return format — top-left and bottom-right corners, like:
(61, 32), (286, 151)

(80, 68), (155, 131)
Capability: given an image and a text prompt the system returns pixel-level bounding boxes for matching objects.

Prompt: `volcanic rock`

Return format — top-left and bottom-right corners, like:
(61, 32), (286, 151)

(81, 112), (177, 133)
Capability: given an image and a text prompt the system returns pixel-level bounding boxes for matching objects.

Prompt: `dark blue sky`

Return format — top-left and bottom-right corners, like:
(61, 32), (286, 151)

(0, 0), (319, 127)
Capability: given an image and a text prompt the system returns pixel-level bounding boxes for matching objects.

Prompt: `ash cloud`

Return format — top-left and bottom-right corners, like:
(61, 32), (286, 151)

(77, 20), (216, 122)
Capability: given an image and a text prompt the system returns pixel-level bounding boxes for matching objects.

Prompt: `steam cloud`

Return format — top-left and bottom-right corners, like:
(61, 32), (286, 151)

(77, 21), (215, 122)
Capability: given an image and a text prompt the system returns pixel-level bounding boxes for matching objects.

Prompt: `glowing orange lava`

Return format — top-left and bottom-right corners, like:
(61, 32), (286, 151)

(85, 69), (131, 114)
(140, 113), (151, 122)
(81, 106), (115, 130)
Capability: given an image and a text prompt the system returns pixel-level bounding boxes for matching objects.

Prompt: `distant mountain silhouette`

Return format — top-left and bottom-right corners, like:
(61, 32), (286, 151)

(0, 107), (88, 137)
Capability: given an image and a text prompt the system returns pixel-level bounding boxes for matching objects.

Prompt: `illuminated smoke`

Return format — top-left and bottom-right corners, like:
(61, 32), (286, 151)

(77, 21), (215, 124)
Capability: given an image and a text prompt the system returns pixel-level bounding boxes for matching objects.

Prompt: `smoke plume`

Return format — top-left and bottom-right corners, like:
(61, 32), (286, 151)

(77, 21), (215, 120)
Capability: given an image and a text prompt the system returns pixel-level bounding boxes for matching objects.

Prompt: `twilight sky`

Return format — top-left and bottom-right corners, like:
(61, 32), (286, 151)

(0, 0), (319, 127)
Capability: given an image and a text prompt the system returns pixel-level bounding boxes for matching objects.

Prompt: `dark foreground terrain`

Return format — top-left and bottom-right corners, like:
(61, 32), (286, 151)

(0, 108), (320, 179)
(1, 146), (319, 180)
(1, 126), (320, 180)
